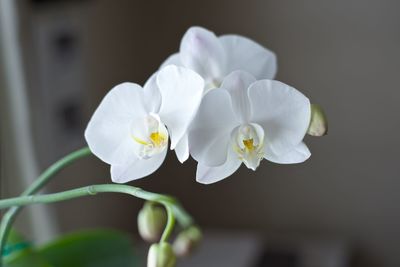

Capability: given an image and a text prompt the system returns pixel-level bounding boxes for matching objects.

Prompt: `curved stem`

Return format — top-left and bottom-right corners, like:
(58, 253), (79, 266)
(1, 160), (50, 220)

(0, 184), (192, 245)
(0, 184), (192, 226)
(0, 146), (195, 265)
(0, 147), (91, 260)
(160, 204), (175, 243)
(171, 204), (193, 229)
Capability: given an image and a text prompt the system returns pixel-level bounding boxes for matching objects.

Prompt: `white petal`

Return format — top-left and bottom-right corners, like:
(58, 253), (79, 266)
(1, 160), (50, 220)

(143, 72), (161, 113)
(180, 26), (226, 83)
(85, 83), (146, 165)
(196, 148), (241, 184)
(248, 80), (311, 156)
(110, 148), (167, 183)
(174, 133), (189, 163)
(157, 65), (204, 149)
(265, 142), (311, 164)
(220, 70), (256, 123)
(160, 53), (182, 69)
(189, 89), (238, 167)
(219, 35), (277, 79)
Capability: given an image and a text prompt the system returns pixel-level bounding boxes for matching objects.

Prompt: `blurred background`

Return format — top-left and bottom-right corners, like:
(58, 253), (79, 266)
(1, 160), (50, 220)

(1, 0), (399, 266)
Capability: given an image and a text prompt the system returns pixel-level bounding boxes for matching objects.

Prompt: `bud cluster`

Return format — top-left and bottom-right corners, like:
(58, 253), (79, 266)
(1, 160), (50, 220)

(138, 202), (203, 267)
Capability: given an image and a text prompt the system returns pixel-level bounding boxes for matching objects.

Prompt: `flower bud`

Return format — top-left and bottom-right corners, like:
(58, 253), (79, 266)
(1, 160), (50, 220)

(138, 202), (167, 243)
(173, 226), (202, 257)
(147, 242), (176, 267)
(307, 104), (328, 136)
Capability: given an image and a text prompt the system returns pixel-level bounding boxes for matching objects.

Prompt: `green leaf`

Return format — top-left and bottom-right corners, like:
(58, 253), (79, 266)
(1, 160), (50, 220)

(5, 229), (27, 247)
(3, 228), (52, 267)
(36, 229), (139, 267)
(4, 249), (53, 267)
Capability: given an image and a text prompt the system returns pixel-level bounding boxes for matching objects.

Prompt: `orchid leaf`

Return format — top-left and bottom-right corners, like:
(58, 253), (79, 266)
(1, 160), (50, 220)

(36, 229), (139, 267)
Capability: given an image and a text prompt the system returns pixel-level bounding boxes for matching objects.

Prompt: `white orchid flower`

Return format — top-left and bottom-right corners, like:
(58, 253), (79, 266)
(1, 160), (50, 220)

(161, 26), (277, 163)
(189, 71), (311, 184)
(162, 26), (277, 92)
(85, 65), (204, 183)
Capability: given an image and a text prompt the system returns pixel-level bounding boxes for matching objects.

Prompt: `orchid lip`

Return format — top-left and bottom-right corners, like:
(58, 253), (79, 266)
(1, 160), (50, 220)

(232, 123), (265, 170)
(131, 113), (169, 159)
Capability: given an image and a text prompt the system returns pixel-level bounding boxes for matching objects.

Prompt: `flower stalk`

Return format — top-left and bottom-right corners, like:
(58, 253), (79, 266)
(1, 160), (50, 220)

(0, 184), (192, 239)
(0, 147), (92, 262)
(0, 147), (194, 267)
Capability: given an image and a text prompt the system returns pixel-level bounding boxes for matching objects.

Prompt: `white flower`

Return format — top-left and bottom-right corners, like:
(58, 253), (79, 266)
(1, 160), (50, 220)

(161, 26), (277, 162)
(85, 65), (204, 183)
(161, 26), (277, 92)
(189, 71), (311, 184)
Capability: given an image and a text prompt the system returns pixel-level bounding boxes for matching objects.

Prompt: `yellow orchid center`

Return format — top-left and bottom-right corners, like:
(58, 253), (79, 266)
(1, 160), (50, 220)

(243, 138), (254, 151)
(233, 124), (264, 171)
(150, 132), (167, 147)
(131, 114), (169, 159)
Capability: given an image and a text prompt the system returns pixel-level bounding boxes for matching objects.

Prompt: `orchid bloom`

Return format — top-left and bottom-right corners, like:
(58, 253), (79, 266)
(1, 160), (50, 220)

(161, 26), (277, 162)
(189, 71), (311, 184)
(162, 26), (277, 92)
(85, 65), (204, 183)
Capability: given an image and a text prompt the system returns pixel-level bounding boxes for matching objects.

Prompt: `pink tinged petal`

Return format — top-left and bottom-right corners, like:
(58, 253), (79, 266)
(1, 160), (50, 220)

(143, 72), (162, 113)
(248, 80), (311, 156)
(84, 82), (147, 165)
(180, 26), (227, 83)
(160, 53), (182, 69)
(196, 148), (242, 184)
(189, 89), (238, 167)
(265, 142), (311, 164)
(219, 35), (277, 80)
(110, 148), (167, 183)
(174, 133), (189, 163)
(157, 65), (204, 150)
(220, 70), (256, 123)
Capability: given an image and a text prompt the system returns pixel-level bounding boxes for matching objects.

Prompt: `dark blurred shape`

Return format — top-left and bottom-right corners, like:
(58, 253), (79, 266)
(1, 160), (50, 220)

(52, 30), (78, 62)
(254, 249), (298, 267)
(56, 99), (83, 134)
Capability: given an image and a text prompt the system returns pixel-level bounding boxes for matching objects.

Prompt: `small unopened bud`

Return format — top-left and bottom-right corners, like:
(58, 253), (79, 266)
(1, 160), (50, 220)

(138, 202), (167, 243)
(173, 226), (202, 257)
(147, 242), (176, 267)
(307, 104), (328, 136)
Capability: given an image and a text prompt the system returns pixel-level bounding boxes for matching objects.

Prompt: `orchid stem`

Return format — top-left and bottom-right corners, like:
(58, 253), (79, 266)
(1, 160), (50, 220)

(0, 184), (192, 229)
(0, 147), (194, 264)
(160, 204), (176, 243)
(0, 147), (91, 263)
(0, 184), (192, 259)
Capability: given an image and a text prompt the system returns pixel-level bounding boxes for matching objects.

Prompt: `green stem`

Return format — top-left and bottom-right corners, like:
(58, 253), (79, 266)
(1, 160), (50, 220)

(0, 184), (170, 210)
(160, 205), (175, 243)
(0, 184), (192, 239)
(0, 146), (195, 264)
(0, 147), (91, 260)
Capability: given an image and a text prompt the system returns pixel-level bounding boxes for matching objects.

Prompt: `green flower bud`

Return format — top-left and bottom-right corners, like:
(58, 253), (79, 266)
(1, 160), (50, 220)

(138, 202), (167, 243)
(173, 226), (202, 257)
(147, 242), (176, 267)
(307, 104), (328, 136)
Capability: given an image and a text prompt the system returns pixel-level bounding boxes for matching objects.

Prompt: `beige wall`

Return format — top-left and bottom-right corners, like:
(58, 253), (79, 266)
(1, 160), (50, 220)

(22, 0), (400, 266)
